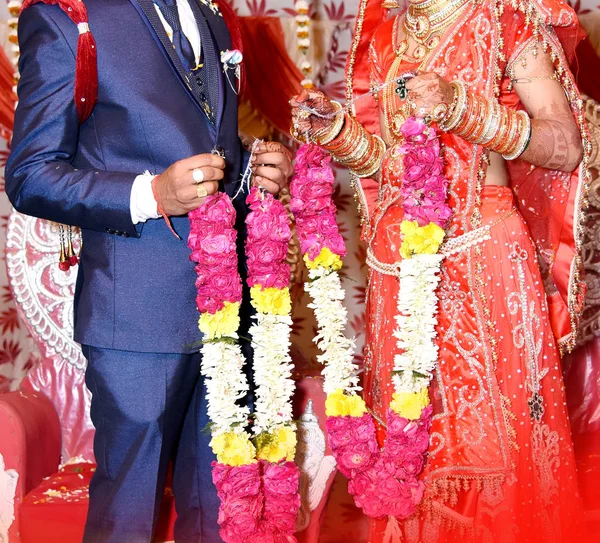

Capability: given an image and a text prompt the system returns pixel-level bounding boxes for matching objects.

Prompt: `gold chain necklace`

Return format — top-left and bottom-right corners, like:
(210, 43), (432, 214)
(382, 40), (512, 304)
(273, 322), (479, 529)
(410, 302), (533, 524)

(401, 0), (471, 59)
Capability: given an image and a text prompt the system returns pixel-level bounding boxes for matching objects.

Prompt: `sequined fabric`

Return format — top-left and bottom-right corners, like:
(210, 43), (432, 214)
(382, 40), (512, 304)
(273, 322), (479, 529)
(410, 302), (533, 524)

(360, 3), (588, 540)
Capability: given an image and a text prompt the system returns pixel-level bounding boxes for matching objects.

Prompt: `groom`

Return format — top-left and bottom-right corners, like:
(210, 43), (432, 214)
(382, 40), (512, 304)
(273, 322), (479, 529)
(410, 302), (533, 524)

(5, 0), (292, 541)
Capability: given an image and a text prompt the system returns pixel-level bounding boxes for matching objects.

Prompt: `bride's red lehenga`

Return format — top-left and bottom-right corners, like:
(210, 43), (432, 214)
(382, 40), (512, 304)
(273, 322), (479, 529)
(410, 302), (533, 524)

(345, 0), (592, 540)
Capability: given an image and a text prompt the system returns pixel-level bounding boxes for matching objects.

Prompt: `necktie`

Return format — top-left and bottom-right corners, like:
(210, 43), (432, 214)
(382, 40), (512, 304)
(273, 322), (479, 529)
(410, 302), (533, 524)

(154, 0), (196, 72)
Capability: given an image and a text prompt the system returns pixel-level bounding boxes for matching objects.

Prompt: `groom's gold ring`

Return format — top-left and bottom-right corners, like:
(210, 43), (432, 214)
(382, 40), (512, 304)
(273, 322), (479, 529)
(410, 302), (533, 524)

(196, 183), (208, 199)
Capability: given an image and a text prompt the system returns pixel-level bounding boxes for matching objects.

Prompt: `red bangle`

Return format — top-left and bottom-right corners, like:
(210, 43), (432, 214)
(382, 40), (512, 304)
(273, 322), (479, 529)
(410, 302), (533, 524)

(151, 175), (180, 239)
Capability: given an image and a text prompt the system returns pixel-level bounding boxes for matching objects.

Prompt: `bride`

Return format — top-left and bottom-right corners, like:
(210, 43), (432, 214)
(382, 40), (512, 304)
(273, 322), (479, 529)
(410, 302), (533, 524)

(291, 0), (590, 540)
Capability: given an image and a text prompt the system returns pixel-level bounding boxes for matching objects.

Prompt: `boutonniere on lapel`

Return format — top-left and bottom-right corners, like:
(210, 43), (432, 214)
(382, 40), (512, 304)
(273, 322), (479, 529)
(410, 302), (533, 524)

(199, 0), (221, 16)
(220, 49), (243, 94)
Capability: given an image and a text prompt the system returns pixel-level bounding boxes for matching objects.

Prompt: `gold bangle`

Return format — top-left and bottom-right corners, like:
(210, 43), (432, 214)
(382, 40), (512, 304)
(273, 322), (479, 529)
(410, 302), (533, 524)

(496, 109), (519, 155)
(440, 81), (467, 132)
(469, 96), (490, 143)
(316, 101), (345, 145)
(478, 100), (501, 145)
(503, 111), (531, 160)
(353, 135), (386, 178)
(487, 107), (509, 151)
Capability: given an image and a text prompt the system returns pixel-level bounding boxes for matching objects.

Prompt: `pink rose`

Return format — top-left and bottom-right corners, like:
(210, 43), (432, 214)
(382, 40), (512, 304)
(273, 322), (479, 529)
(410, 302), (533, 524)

(401, 117), (427, 138)
(196, 294), (224, 315)
(247, 240), (287, 267)
(348, 470), (378, 498)
(337, 447), (377, 476)
(315, 213), (341, 237)
(262, 461), (300, 497)
(200, 230), (237, 256)
(247, 212), (291, 243)
(214, 463), (262, 498)
(403, 152), (438, 183)
(207, 271), (243, 301)
(403, 200), (452, 227)
(248, 264), (291, 290)
(323, 235), (347, 258)
(295, 180), (334, 204)
(386, 411), (410, 438)
(263, 497), (300, 531)
(292, 144), (331, 181)
(194, 193), (237, 227)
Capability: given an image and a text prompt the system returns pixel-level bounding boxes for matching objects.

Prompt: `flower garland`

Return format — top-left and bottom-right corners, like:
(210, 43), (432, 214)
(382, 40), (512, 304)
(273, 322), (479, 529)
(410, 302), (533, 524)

(188, 187), (300, 543)
(294, 0), (313, 88)
(390, 117), (450, 424)
(290, 120), (449, 522)
(245, 185), (301, 540)
(188, 194), (252, 465)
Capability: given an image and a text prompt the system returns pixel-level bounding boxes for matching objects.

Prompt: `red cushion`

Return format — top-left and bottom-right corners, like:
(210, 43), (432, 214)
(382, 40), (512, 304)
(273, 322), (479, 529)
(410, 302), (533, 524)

(20, 463), (176, 543)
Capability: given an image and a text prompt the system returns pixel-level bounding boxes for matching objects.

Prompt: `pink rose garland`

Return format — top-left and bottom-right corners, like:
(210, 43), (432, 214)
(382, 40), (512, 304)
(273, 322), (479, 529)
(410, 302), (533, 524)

(243, 186), (301, 542)
(189, 191), (300, 543)
(245, 186), (293, 289)
(290, 138), (446, 522)
(399, 117), (452, 228)
(188, 194), (242, 313)
(290, 145), (346, 261)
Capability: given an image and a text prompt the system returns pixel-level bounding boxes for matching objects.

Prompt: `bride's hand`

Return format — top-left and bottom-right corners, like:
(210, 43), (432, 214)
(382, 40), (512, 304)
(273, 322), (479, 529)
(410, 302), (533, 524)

(405, 72), (454, 120)
(290, 89), (337, 141)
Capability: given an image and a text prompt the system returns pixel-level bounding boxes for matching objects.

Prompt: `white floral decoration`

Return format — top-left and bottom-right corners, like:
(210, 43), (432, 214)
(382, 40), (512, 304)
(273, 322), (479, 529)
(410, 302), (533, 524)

(305, 267), (359, 395)
(392, 254), (444, 394)
(250, 312), (295, 435)
(201, 341), (250, 436)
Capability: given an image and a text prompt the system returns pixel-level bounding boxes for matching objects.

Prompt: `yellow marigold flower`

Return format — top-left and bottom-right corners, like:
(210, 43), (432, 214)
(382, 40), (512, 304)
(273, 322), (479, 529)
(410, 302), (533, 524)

(304, 247), (343, 271)
(399, 220), (445, 259)
(390, 388), (430, 420)
(325, 389), (367, 417)
(198, 302), (240, 340)
(211, 432), (256, 466)
(256, 426), (297, 463)
(250, 286), (291, 316)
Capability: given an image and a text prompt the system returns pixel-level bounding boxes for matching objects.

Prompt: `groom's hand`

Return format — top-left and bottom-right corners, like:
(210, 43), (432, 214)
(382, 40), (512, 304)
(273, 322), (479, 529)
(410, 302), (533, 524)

(251, 142), (293, 194)
(153, 153), (226, 216)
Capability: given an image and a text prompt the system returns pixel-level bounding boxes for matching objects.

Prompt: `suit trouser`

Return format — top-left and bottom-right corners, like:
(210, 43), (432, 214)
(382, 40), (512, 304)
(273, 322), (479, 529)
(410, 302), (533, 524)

(81, 346), (221, 543)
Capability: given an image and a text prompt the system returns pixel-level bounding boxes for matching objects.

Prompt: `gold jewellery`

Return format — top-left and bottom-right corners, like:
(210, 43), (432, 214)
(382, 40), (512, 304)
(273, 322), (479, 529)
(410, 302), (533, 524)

(440, 81), (533, 160)
(382, 0), (471, 141)
(401, 0), (472, 60)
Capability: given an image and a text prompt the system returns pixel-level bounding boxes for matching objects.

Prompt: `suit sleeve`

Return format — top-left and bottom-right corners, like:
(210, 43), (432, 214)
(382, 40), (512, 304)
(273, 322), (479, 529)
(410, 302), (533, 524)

(5, 5), (140, 238)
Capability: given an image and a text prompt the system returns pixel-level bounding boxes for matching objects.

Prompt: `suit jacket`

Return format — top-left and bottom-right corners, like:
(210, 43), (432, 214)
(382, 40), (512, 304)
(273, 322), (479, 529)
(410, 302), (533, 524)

(6, 0), (249, 353)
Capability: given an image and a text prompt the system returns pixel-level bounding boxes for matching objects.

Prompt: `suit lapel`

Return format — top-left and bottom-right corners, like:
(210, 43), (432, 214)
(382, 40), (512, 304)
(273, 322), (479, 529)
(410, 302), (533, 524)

(188, 0), (229, 133)
(129, 0), (217, 137)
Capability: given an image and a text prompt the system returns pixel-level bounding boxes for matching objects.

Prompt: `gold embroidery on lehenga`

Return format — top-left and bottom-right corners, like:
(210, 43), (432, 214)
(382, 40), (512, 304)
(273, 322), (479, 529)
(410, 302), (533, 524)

(500, 392), (520, 454)
(508, 242), (549, 422)
(530, 423), (560, 506)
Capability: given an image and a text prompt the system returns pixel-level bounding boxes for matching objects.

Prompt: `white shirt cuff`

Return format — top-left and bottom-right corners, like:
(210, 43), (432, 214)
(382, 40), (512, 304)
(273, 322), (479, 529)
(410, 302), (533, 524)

(130, 173), (160, 224)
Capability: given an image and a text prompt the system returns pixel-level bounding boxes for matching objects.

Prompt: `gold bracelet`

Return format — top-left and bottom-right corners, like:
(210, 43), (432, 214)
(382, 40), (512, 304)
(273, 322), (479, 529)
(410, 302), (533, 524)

(503, 111), (532, 160)
(469, 96), (490, 143)
(440, 81), (467, 132)
(454, 93), (480, 139)
(316, 101), (345, 145)
(496, 109), (519, 155)
(487, 106), (509, 151)
(325, 114), (359, 155)
(353, 135), (386, 178)
(477, 100), (501, 145)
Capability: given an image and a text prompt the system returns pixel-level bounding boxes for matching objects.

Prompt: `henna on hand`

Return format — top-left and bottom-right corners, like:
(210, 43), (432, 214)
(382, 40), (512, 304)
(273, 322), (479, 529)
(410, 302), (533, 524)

(290, 89), (337, 139)
(521, 108), (582, 172)
(511, 49), (583, 172)
(405, 72), (454, 116)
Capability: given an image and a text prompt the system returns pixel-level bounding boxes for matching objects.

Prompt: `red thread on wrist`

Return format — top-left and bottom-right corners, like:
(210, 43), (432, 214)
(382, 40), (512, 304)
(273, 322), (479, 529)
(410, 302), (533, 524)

(152, 175), (180, 239)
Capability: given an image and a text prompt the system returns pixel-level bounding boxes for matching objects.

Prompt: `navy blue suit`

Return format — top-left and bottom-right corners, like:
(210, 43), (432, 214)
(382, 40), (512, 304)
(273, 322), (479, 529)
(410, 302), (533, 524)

(6, 0), (249, 540)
